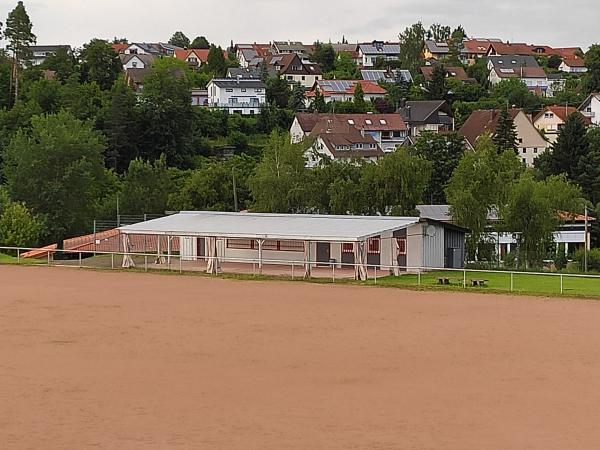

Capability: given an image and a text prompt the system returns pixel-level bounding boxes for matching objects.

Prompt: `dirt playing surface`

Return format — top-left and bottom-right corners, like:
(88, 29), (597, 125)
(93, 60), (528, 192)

(2, 266), (600, 449)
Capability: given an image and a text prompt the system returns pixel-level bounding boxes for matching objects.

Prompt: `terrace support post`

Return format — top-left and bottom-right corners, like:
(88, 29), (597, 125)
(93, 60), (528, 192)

(560, 274), (564, 294)
(257, 239), (264, 271)
(167, 235), (172, 270)
(111, 253), (114, 270)
(79, 251), (82, 268)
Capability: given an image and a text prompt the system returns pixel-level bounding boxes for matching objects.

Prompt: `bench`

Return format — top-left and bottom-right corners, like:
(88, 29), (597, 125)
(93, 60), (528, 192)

(437, 277), (450, 285)
(470, 279), (488, 287)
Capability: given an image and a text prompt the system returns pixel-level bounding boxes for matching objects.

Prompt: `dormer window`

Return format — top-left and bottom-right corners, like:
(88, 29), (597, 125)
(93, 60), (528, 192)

(365, 119), (372, 125)
(347, 119), (355, 125)
(379, 119), (387, 125)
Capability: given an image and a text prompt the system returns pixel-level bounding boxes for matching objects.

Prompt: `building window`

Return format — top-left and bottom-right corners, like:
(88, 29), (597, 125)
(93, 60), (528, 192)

(522, 148), (526, 154)
(342, 243), (354, 254)
(397, 238), (407, 255)
(241, 88), (246, 92)
(522, 158), (527, 164)
(356, 143), (363, 149)
(365, 119), (372, 125)
(367, 238), (380, 254)
(302, 76), (306, 81)
(227, 239), (254, 249)
(132, 61), (138, 68)
(534, 148), (538, 153)
(279, 241), (304, 252)
(226, 88), (233, 92)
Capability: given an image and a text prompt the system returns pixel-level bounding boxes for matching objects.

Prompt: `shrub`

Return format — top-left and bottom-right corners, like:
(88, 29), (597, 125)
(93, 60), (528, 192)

(572, 248), (600, 272)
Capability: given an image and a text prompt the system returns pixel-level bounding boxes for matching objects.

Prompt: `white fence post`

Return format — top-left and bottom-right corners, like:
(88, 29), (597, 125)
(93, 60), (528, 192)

(463, 269), (466, 289)
(560, 274), (564, 294)
(510, 272), (514, 292)
(418, 270), (421, 287)
(291, 262), (295, 280)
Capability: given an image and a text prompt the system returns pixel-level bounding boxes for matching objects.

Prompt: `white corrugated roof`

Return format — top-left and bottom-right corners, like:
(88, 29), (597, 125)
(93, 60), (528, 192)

(119, 211), (420, 242)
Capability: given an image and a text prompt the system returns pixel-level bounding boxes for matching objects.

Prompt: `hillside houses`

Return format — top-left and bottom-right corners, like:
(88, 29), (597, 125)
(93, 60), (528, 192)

(487, 55), (550, 95)
(533, 106), (592, 143)
(291, 113), (409, 152)
(306, 80), (386, 105)
(459, 109), (550, 166)
(358, 41), (401, 67)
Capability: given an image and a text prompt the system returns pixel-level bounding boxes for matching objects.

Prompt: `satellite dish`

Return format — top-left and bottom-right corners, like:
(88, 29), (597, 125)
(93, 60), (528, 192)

(426, 225), (437, 237)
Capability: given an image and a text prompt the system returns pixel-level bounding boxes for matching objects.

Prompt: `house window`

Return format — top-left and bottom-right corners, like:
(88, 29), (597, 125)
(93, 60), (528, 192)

(241, 88), (246, 92)
(356, 143), (363, 149)
(397, 238), (407, 255)
(347, 119), (355, 125)
(522, 148), (526, 154)
(518, 138), (523, 144)
(522, 158), (527, 164)
(534, 148), (538, 154)
(132, 61), (138, 68)
(365, 119), (372, 125)
(342, 243), (354, 254)
(227, 239), (255, 249)
(287, 75), (293, 80)
(379, 119), (387, 125)
(367, 238), (380, 254)
(226, 88), (233, 92)
(255, 89), (262, 93)
(302, 76), (306, 81)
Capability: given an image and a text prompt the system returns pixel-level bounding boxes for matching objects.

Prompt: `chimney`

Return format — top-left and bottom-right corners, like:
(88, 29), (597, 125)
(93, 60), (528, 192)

(406, 105), (411, 119)
(237, 74), (242, 84)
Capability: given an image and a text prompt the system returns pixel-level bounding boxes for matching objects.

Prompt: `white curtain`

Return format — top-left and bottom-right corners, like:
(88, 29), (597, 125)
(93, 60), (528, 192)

(354, 241), (368, 281)
(303, 241), (312, 278)
(155, 236), (166, 265)
(206, 237), (219, 274)
(121, 234), (135, 268)
(393, 238), (400, 276)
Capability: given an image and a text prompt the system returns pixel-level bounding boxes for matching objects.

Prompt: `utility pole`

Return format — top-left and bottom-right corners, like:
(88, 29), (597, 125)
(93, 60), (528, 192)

(116, 194), (120, 227)
(584, 205), (589, 272)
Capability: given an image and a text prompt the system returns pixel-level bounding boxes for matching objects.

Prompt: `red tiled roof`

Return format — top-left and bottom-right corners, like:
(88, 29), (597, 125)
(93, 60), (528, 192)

(493, 66), (547, 79)
(63, 229), (180, 253)
(562, 55), (586, 68)
(296, 113), (407, 132)
(112, 43), (129, 54)
(420, 66), (471, 82)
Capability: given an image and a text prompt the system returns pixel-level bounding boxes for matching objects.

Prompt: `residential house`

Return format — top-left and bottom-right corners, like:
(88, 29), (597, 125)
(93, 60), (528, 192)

(120, 53), (155, 70)
(332, 43), (360, 64)
(125, 68), (152, 93)
(123, 42), (182, 57)
(486, 42), (582, 60)
(306, 80), (387, 105)
(420, 65), (474, 83)
(397, 101), (454, 137)
(578, 93), (600, 125)
(191, 89), (208, 107)
(305, 119), (385, 168)
(357, 41), (401, 67)
(487, 55), (549, 95)
(271, 41), (312, 60)
(235, 43), (273, 67)
(459, 109), (549, 166)
(533, 105), (592, 143)
(174, 49), (206, 68)
(111, 43), (129, 54)
(206, 78), (266, 115)
(268, 53), (322, 88)
(27, 45), (71, 66)
(460, 38), (503, 65)
(417, 204), (593, 259)
(361, 69), (413, 83)
(291, 113), (408, 152)
(559, 55), (588, 74)
(423, 40), (450, 60)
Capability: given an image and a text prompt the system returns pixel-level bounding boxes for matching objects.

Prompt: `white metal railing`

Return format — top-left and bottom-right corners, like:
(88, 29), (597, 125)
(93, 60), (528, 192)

(1, 246), (599, 296)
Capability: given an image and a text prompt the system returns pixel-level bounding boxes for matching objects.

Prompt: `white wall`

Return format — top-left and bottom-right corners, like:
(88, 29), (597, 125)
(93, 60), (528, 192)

(290, 118), (306, 143)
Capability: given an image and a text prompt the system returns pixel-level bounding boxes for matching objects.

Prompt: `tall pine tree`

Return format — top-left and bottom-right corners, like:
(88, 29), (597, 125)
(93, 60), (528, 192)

(5, 1), (36, 104)
(493, 107), (518, 154)
(425, 64), (447, 100)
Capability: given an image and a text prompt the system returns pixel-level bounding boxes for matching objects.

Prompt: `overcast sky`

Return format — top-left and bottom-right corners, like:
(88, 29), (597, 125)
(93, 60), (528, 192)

(0, 0), (597, 51)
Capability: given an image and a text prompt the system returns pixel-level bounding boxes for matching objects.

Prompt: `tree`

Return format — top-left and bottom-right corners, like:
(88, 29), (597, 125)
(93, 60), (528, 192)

(172, 155), (256, 212)
(577, 127), (600, 205)
(5, 1), (36, 104)
(362, 148), (432, 216)
(353, 82), (366, 111)
(428, 23), (451, 42)
(425, 64), (447, 100)
(288, 83), (306, 111)
(310, 88), (327, 113)
(547, 54), (562, 70)
(80, 39), (122, 90)
(332, 52), (359, 79)
(447, 26), (467, 65)
(39, 47), (77, 81)
(206, 45), (227, 76)
(259, 59), (269, 82)
(398, 22), (426, 73)
(119, 155), (175, 215)
(265, 76), (290, 108)
(311, 42), (336, 73)
(411, 132), (465, 203)
(137, 58), (194, 167)
(493, 106), (518, 154)
(249, 131), (308, 213)
(446, 135), (523, 254)
(501, 173), (582, 268)
(491, 78), (542, 112)
(190, 36), (210, 49)
(535, 112), (589, 181)
(102, 80), (139, 172)
(0, 200), (41, 247)
(584, 44), (600, 94)
(2, 112), (108, 242)
(169, 31), (190, 49)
